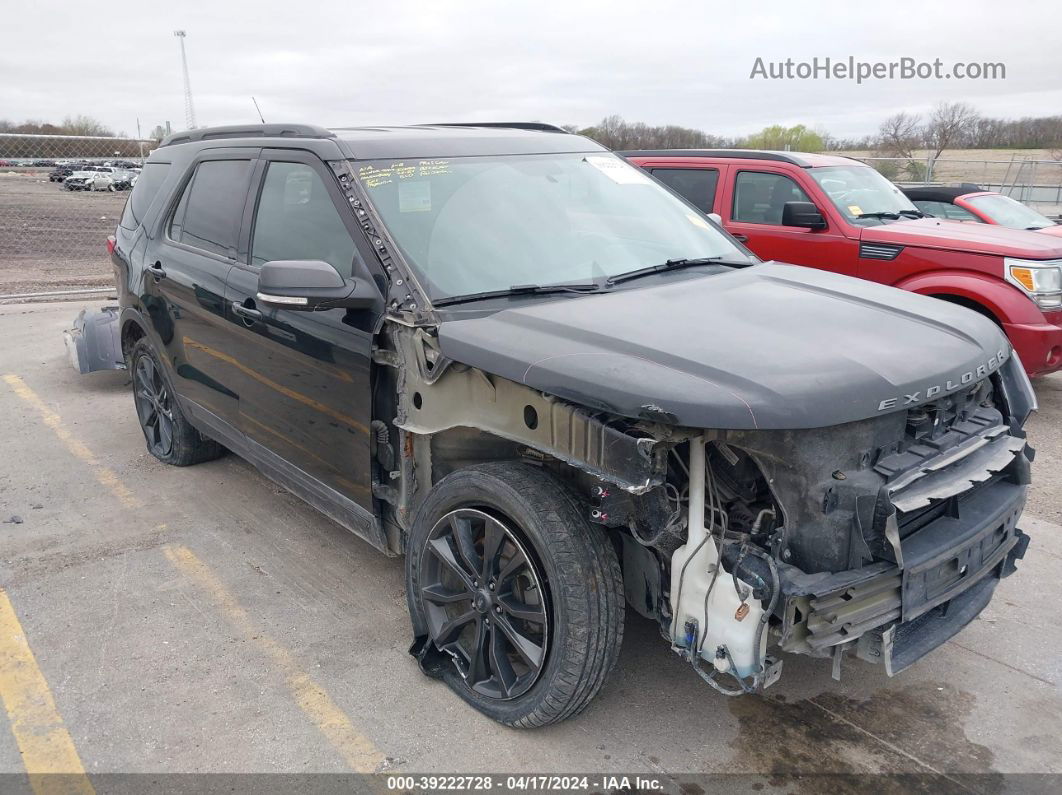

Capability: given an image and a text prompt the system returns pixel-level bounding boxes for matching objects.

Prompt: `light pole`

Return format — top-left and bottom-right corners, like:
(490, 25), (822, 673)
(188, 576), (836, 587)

(174, 30), (197, 130)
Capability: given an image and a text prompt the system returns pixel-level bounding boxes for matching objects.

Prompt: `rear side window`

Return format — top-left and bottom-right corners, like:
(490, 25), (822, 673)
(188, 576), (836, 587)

(652, 168), (719, 213)
(169, 159), (252, 257)
(119, 163), (170, 230)
(250, 162), (356, 277)
(732, 171), (812, 224)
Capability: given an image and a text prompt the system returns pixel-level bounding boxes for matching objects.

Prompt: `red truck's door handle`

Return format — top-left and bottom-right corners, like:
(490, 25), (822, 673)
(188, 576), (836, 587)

(731, 233), (749, 243)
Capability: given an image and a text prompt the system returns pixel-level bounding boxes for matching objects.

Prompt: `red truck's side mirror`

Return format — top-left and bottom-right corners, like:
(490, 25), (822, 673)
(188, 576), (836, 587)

(782, 201), (827, 230)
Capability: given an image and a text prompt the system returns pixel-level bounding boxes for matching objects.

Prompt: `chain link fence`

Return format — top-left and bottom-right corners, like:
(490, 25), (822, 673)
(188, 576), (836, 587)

(0, 133), (158, 298)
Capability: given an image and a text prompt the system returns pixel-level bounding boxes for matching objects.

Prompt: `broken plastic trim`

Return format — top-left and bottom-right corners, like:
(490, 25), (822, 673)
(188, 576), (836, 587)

(64, 306), (126, 374)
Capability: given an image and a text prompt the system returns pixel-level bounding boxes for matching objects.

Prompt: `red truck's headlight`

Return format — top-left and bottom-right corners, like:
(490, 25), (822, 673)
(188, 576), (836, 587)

(1005, 258), (1062, 310)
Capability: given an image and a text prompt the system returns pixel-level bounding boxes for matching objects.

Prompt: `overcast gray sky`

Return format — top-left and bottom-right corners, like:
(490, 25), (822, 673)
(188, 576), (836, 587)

(4, 0), (1060, 140)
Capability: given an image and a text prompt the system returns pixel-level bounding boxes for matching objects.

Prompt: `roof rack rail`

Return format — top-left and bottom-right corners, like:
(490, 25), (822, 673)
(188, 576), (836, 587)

(159, 123), (335, 148)
(618, 149), (808, 165)
(422, 122), (570, 134)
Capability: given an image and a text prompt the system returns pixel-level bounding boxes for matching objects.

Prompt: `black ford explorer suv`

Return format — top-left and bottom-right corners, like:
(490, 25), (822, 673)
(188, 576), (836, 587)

(103, 122), (1035, 727)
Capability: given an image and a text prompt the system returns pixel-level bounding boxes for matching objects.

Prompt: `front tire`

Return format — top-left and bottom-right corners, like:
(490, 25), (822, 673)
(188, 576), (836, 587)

(406, 462), (624, 727)
(130, 338), (224, 466)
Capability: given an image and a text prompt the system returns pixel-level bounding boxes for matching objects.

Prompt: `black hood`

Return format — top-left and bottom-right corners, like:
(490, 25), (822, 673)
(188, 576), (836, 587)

(436, 262), (1012, 430)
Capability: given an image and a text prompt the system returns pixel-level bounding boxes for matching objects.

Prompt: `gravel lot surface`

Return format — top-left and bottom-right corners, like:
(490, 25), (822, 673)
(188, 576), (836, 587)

(0, 174), (119, 295)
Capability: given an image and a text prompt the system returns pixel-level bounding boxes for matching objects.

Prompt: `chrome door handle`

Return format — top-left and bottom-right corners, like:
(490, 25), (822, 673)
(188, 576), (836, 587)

(232, 302), (262, 321)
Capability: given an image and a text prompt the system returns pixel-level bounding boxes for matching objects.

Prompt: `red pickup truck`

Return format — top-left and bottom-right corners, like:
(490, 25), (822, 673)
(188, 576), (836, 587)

(623, 150), (1062, 377)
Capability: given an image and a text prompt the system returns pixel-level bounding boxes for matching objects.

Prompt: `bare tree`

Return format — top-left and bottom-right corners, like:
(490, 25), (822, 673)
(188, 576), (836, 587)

(923, 101), (980, 160)
(577, 116), (732, 150)
(877, 111), (922, 159)
(60, 115), (114, 137)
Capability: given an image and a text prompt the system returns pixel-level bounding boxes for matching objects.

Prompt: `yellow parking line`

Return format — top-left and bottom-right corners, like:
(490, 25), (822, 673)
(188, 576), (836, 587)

(2, 374), (140, 510)
(163, 545), (386, 773)
(0, 588), (95, 795)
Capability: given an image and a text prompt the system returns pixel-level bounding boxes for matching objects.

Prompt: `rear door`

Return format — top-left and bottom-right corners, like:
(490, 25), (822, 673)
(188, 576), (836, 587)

(144, 150), (257, 425)
(722, 167), (857, 277)
(223, 149), (383, 516)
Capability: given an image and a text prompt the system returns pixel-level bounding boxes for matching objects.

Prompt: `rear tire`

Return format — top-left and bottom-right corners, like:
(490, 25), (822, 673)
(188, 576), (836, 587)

(406, 462), (624, 728)
(130, 338), (224, 466)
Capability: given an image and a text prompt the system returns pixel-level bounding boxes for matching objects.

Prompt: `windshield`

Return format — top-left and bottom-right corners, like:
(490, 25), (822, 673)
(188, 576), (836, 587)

(355, 152), (751, 300)
(965, 193), (1055, 230)
(809, 166), (919, 223)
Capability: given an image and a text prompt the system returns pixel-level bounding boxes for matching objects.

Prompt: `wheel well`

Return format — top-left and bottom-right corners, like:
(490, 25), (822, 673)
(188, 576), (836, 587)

(930, 293), (1003, 328)
(120, 320), (145, 360)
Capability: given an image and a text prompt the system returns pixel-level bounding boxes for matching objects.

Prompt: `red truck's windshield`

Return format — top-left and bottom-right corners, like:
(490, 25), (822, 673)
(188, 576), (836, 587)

(809, 166), (921, 224)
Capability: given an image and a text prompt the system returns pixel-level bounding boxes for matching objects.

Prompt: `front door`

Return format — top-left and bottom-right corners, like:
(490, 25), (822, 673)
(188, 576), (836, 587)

(723, 168), (857, 277)
(223, 150), (383, 518)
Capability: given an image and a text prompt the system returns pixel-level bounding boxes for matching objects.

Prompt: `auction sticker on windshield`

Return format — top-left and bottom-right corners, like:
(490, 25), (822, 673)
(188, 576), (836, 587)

(399, 181), (431, 212)
(584, 155), (652, 185)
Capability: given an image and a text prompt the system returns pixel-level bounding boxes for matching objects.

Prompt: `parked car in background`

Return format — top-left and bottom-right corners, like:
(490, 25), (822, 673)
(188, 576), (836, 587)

(623, 149), (1062, 376)
(51, 163), (89, 181)
(63, 166), (99, 189)
(64, 166), (131, 191)
(90, 172), (118, 191)
(33, 159), (57, 167)
(92, 169), (135, 191)
(903, 186), (1062, 236)
(109, 170), (135, 191)
(63, 166), (112, 190)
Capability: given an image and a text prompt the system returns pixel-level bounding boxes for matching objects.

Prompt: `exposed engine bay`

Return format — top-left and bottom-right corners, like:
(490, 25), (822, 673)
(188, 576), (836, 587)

(610, 365), (1034, 691)
(376, 320), (1036, 693)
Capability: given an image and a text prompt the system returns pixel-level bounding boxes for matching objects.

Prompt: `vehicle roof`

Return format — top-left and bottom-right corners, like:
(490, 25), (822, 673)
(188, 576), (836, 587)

(901, 185), (989, 202)
(157, 122), (605, 161)
(620, 149), (861, 168)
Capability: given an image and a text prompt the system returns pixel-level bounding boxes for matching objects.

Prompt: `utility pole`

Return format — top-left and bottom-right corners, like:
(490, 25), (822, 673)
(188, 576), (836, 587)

(174, 30), (197, 130)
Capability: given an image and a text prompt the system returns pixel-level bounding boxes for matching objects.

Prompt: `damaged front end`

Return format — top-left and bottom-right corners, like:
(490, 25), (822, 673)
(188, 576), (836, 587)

(666, 354), (1035, 691)
(381, 310), (1036, 697)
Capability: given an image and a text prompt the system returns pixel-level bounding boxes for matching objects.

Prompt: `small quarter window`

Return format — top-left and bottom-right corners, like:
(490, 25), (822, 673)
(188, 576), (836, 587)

(119, 163), (170, 230)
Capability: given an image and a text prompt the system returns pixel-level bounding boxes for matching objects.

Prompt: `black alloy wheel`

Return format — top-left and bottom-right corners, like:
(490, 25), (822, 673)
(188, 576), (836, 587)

(406, 462), (624, 727)
(133, 352), (175, 458)
(418, 507), (549, 700)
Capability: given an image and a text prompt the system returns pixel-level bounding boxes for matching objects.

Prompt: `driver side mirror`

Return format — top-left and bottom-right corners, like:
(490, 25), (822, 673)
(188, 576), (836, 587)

(256, 260), (376, 311)
(782, 201), (826, 230)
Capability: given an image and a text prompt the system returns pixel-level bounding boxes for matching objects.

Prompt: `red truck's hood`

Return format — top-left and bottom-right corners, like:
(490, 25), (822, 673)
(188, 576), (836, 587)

(862, 218), (1062, 259)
